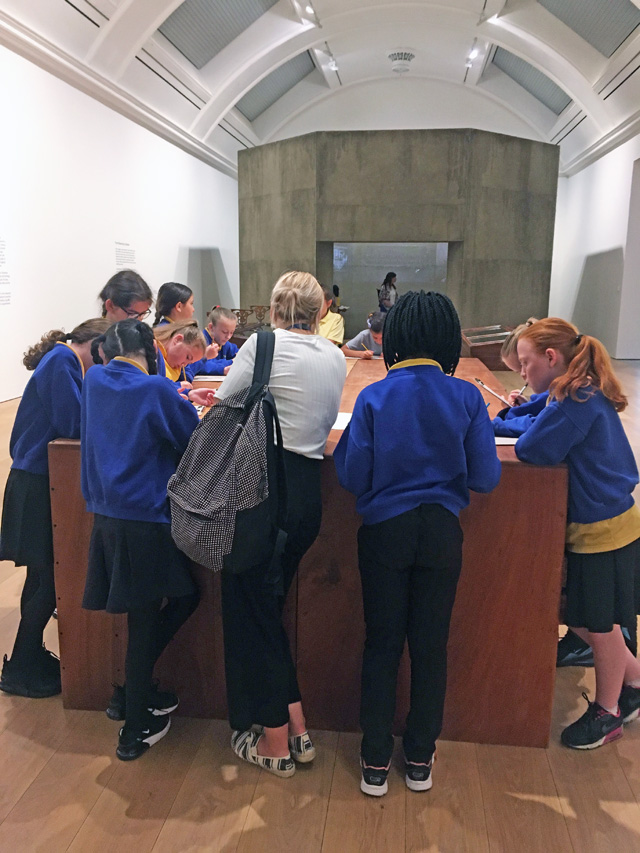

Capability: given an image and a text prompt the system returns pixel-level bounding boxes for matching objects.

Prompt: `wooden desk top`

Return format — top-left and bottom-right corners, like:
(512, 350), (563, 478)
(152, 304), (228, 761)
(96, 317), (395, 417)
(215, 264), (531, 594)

(325, 356), (516, 457)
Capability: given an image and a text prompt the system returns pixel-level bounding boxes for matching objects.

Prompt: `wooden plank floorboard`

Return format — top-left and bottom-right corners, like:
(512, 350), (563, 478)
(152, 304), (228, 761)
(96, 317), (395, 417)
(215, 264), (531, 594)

(0, 711), (118, 853)
(321, 732), (406, 853)
(68, 716), (210, 853)
(406, 740), (490, 853)
(152, 718), (260, 853)
(238, 729), (338, 853)
(547, 738), (640, 852)
(0, 698), (83, 824)
(477, 743), (574, 853)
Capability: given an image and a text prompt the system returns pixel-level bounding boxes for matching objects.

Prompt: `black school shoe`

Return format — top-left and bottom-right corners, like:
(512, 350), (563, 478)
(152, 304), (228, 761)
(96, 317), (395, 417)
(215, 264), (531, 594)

(116, 715), (172, 761)
(106, 683), (179, 721)
(556, 632), (594, 667)
(0, 651), (61, 698)
(405, 752), (435, 792)
(360, 758), (390, 797)
(561, 692), (623, 749)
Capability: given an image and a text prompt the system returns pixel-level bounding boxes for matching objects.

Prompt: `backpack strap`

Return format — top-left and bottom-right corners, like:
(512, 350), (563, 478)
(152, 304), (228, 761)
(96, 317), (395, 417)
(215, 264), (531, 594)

(252, 330), (275, 388)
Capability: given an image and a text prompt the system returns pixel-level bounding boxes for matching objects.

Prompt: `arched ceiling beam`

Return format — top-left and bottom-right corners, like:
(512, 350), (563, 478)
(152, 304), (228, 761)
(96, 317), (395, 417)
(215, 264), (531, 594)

(189, 2), (612, 142)
(478, 3), (612, 131)
(85, 0), (184, 80)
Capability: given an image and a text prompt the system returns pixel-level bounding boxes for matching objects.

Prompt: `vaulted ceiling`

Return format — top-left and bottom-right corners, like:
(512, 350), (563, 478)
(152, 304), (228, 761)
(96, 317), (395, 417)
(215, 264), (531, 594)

(2, 0), (640, 178)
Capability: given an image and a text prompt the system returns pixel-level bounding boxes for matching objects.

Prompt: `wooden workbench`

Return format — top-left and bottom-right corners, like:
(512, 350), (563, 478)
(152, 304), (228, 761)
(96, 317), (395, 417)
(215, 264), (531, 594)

(49, 358), (567, 747)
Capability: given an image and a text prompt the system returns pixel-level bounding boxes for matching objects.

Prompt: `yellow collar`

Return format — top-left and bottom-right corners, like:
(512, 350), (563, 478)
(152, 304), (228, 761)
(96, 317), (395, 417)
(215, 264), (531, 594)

(389, 358), (443, 372)
(112, 356), (149, 375)
(156, 340), (184, 382)
(55, 341), (85, 378)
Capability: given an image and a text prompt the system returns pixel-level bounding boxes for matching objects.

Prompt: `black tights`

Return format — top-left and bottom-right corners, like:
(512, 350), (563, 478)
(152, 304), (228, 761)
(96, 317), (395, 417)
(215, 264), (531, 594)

(125, 592), (199, 730)
(11, 562), (56, 669)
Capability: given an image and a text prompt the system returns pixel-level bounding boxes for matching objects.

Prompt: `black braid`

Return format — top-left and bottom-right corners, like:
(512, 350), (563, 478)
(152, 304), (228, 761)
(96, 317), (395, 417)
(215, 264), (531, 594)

(382, 291), (461, 375)
(136, 321), (158, 375)
(100, 319), (158, 374)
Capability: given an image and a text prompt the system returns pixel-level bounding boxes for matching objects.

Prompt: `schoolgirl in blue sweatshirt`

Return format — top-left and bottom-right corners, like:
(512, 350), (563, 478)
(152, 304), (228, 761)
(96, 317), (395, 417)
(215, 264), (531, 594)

(334, 291), (500, 798)
(153, 321), (215, 407)
(81, 319), (201, 762)
(0, 318), (110, 699)
(189, 306), (239, 378)
(514, 318), (640, 750)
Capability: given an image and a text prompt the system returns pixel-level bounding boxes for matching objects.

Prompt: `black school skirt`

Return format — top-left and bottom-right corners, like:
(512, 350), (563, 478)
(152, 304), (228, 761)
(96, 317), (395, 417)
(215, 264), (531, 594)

(0, 468), (53, 568)
(83, 514), (196, 614)
(565, 538), (640, 633)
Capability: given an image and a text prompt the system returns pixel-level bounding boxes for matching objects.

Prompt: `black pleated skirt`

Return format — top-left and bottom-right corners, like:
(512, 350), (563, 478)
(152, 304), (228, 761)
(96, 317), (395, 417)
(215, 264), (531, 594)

(0, 468), (53, 568)
(565, 538), (640, 633)
(83, 513), (196, 614)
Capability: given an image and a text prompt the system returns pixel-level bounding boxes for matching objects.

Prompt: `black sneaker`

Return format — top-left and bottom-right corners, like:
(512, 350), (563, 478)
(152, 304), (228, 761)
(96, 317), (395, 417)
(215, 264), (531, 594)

(561, 692), (623, 749)
(557, 632), (594, 667)
(619, 684), (640, 724)
(116, 715), (172, 761)
(0, 654), (61, 699)
(360, 758), (390, 797)
(405, 752), (435, 792)
(37, 646), (61, 679)
(106, 683), (179, 721)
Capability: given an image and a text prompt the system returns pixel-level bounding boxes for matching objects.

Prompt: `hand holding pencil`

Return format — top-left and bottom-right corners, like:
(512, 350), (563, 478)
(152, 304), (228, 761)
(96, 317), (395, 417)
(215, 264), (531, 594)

(507, 383), (528, 407)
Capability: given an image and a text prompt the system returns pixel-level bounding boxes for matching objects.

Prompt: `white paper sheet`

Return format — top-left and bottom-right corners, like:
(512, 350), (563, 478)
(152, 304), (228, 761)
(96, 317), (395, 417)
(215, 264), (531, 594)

(332, 412), (352, 430)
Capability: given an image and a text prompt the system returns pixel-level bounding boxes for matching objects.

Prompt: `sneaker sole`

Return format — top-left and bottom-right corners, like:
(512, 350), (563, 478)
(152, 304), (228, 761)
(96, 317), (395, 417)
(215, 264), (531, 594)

(562, 725), (623, 749)
(406, 774), (433, 792)
(106, 700), (179, 722)
(556, 656), (595, 668)
(361, 777), (388, 796)
(291, 746), (316, 763)
(623, 709), (640, 724)
(116, 718), (171, 761)
(0, 680), (61, 699)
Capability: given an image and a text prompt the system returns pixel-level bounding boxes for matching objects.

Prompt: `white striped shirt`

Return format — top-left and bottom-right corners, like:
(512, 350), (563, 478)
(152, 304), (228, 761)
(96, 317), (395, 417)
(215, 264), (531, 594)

(215, 328), (346, 459)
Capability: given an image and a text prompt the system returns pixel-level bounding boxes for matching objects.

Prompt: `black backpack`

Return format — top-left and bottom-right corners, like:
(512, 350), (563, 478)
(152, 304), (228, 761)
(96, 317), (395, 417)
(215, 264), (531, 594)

(168, 331), (287, 574)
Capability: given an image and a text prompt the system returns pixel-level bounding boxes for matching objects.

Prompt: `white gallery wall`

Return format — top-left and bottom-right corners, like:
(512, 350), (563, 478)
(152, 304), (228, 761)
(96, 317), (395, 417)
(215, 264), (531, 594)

(266, 77), (543, 144)
(550, 136), (640, 359)
(0, 45), (239, 402)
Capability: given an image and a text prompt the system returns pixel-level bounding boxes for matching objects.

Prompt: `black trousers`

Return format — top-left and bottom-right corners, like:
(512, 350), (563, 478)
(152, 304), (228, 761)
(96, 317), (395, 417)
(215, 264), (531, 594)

(358, 504), (463, 766)
(221, 450), (322, 732)
(124, 592), (199, 731)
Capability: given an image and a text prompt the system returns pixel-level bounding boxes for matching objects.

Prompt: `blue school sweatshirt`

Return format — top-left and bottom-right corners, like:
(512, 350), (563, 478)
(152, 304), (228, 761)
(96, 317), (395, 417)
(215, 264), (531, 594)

(492, 392), (548, 438)
(10, 343), (84, 476)
(334, 361), (501, 525)
(185, 330), (238, 379)
(515, 388), (638, 524)
(81, 359), (199, 523)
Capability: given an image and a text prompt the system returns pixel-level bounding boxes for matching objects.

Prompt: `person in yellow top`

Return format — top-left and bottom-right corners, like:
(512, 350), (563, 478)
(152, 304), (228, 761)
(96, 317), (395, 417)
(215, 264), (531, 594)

(318, 285), (345, 346)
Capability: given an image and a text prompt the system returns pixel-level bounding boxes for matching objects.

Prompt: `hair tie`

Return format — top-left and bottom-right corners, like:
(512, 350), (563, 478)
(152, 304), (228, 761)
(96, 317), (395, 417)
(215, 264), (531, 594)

(575, 334), (583, 345)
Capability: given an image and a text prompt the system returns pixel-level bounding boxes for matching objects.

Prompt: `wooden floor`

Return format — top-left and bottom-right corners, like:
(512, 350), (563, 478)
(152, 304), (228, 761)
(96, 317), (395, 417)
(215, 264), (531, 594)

(2, 365), (640, 852)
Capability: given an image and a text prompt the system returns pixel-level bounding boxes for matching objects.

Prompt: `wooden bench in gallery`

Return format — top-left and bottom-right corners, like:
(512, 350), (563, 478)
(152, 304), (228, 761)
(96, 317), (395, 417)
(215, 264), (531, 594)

(48, 358), (567, 748)
(461, 325), (513, 372)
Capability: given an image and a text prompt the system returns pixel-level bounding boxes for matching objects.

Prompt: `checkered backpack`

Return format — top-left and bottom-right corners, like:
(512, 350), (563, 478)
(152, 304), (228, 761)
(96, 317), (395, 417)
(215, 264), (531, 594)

(168, 331), (287, 573)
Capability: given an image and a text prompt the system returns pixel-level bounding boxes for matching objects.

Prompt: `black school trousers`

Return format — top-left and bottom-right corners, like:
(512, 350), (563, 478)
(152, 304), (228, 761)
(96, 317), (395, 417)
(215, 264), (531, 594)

(358, 503), (463, 766)
(221, 450), (322, 732)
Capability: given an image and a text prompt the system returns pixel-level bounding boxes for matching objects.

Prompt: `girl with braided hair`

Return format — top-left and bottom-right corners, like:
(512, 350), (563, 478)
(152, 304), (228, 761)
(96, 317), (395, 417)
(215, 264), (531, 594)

(516, 318), (640, 749)
(81, 319), (201, 761)
(0, 318), (111, 698)
(334, 290), (500, 797)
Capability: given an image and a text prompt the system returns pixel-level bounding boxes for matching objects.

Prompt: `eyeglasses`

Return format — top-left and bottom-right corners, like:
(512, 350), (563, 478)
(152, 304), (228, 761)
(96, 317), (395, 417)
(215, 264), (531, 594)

(123, 307), (152, 320)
